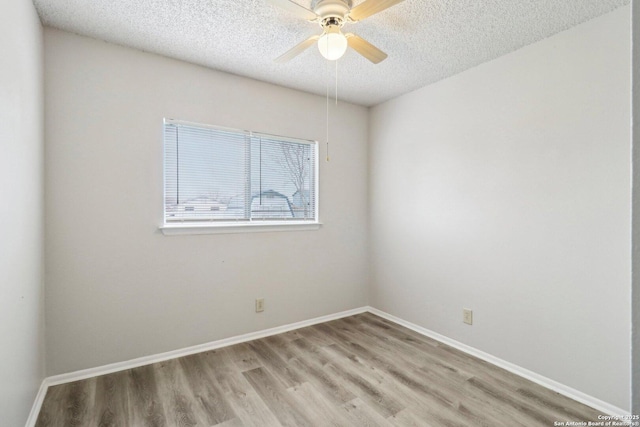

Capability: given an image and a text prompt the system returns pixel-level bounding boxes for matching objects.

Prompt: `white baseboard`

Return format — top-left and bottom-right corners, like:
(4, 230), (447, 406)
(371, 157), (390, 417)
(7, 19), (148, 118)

(366, 307), (630, 417)
(26, 306), (368, 427)
(24, 379), (48, 427)
(45, 306), (368, 387)
(26, 304), (629, 426)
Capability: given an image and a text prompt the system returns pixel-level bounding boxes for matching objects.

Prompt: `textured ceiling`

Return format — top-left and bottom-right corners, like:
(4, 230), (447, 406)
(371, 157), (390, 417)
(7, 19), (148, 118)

(34, 0), (628, 106)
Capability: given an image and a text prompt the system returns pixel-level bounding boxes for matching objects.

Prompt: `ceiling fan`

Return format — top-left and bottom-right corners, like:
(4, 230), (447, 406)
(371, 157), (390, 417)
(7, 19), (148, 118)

(268, 0), (405, 64)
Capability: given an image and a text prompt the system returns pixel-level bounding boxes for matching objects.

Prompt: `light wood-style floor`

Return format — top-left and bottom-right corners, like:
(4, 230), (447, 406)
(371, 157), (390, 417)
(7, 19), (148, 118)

(36, 313), (603, 426)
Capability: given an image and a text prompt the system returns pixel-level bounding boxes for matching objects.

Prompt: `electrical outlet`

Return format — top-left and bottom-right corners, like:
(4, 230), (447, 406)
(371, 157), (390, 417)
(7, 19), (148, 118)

(255, 298), (265, 313)
(463, 309), (473, 325)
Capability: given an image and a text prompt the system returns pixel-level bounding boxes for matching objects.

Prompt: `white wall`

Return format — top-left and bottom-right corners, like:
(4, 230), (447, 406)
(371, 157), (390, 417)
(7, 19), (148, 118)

(44, 28), (369, 375)
(632, 0), (640, 415)
(369, 6), (631, 411)
(0, 0), (45, 424)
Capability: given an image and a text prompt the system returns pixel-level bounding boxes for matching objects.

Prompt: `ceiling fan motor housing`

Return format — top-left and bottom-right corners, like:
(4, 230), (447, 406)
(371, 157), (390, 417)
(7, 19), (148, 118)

(313, 0), (352, 27)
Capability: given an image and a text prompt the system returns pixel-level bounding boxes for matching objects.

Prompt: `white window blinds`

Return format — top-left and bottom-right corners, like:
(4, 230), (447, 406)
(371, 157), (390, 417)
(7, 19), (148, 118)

(164, 120), (318, 224)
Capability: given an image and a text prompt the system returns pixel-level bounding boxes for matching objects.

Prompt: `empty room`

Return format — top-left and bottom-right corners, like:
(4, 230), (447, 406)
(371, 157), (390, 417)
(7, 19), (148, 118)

(2, 0), (638, 425)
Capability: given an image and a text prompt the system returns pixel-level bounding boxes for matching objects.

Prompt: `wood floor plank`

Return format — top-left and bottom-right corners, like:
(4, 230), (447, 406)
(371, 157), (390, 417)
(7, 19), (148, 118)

(337, 315), (603, 426)
(35, 314), (606, 427)
(35, 382), (75, 427)
(341, 398), (394, 427)
(466, 375), (558, 426)
(125, 364), (166, 427)
(263, 335), (298, 362)
(178, 353), (236, 425)
(211, 417), (245, 427)
(246, 340), (303, 388)
(290, 336), (332, 366)
(197, 349), (283, 427)
(287, 381), (351, 426)
(356, 313), (506, 379)
(154, 358), (206, 427)
(341, 325), (510, 425)
(320, 321), (538, 427)
(515, 386), (602, 421)
(329, 316), (552, 426)
(357, 313), (440, 349)
(295, 324), (338, 347)
(321, 341), (479, 427)
(462, 364), (599, 425)
(40, 379), (94, 427)
(347, 316), (476, 382)
(320, 322), (457, 408)
(387, 408), (437, 427)
(93, 372), (128, 427)
(227, 342), (263, 373)
(264, 337), (356, 405)
(242, 367), (313, 427)
(326, 319), (469, 393)
(323, 360), (405, 419)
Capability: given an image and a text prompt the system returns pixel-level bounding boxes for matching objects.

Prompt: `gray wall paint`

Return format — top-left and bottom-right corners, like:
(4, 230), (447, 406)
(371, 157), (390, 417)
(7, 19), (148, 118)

(0, 0), (45, 424)
(44, 28), (369, 375)
(632, 0), (639, 415)
(369, 6), (631, 411)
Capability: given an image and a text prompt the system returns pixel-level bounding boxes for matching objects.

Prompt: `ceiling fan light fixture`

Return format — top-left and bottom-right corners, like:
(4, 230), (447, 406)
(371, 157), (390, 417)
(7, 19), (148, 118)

(317, 25), (347, 61)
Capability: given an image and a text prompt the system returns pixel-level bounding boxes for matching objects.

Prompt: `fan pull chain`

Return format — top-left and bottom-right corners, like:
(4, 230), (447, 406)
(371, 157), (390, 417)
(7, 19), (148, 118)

(326, 53), (330, 162)
(335, 58), (338, 105)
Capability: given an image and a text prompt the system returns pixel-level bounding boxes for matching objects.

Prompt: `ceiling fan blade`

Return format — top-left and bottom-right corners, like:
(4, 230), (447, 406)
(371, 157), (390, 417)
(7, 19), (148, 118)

(346, 33), (388, 64)
(348, 0), (405, 21)
(267, 0), (318, 21)
(275, 35), (321, 63)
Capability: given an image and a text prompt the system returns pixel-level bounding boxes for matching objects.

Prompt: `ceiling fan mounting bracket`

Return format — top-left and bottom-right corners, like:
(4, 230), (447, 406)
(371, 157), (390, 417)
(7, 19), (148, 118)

(312, 0), (352, 27)
(311, 0), (352, 9)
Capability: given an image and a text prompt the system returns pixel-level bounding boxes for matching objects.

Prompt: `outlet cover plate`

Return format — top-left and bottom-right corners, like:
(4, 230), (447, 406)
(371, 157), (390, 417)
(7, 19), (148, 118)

(463, 309), (473, 325)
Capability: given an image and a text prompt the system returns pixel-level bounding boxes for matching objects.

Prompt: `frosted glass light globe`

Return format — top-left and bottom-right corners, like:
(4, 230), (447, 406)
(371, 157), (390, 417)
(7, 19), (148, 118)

(318, 26), (348, 61)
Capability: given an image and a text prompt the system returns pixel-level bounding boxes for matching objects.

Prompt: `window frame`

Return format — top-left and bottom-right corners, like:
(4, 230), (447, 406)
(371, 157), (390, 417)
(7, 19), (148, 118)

(160, 119), (321, 235)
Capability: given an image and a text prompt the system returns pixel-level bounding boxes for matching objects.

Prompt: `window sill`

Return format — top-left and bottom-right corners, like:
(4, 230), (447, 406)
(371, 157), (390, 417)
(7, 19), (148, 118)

(160, 221), (322, 236)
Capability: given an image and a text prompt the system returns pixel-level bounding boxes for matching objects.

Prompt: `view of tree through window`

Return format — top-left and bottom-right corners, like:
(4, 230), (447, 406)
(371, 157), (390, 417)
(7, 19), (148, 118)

(164, 120), (317, 224)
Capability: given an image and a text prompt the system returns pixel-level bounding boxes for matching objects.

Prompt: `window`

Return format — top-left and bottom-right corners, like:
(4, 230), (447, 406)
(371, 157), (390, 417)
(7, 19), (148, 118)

(163, 119), (318, 230)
